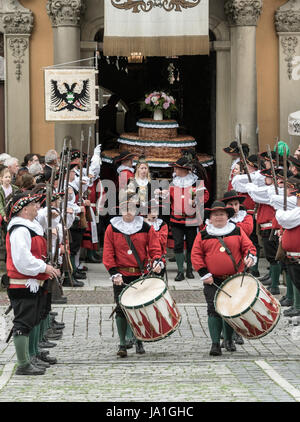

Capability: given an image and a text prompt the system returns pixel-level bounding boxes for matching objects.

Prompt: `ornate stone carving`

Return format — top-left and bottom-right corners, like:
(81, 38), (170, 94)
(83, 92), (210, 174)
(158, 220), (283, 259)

(281, 35), (298, 80)
(8, 36), (28, 80)
(110, 0), (201, 13)
(275, 0), (300, 33)
(224, 0), (263, 26)
(46, 0), (85, 27)
(2, 10), (33, 34)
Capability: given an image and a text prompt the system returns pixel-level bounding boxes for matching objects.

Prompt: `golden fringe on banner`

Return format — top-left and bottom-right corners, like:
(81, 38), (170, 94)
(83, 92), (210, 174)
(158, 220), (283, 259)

(103, 35), (209, 57)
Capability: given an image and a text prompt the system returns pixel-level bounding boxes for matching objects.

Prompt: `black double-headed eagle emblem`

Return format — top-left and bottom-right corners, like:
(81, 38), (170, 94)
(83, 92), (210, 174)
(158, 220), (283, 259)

(50, 79), (90, 112)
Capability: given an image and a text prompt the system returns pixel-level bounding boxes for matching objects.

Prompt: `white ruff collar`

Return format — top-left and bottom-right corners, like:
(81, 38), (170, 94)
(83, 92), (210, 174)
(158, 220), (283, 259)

(8, 216), (44, 236)
(117, 165), (135, 174)
(206, 221), (236, 236)
(172, 173), (198, 188)
(110, 216), (144, 235)
(230, 210), (247, 223)
(135, 177), (149, 187)
(145, 218), (163, 231)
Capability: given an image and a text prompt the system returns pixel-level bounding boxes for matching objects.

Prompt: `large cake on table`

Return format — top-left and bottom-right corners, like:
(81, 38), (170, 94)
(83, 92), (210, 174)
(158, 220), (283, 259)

(101, 118), (214, 168)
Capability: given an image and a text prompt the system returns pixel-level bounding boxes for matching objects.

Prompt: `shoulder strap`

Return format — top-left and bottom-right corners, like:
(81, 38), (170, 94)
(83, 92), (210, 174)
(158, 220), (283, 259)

(8, 224), (37, 238)
(216, 236), (241, 273)
(122, 233), (144, 274)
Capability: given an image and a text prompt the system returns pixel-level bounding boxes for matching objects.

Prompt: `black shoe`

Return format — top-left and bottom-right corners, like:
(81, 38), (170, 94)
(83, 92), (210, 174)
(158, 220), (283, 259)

(117, 345), (127, 358)
(186, 270), (194, 279)
(73, 271), (87, 280)
(224, 340), (237, 352)
(15, 363), (45, 376)
(38, 340), (57, 348)
(250, 270), (260, 278)
(168, 256), (176, 262)
(280, 297), (293, 307)
(209, 343), (222, 356)
(267, 286), (280, 295)
(125, 339), (134, 350)
(50, 311), (58, 317)
(232, 332), (244, 345)
(45, 329), (62, 340)
(259, 273), (271, 282)
(51, 320), (65, 330)
(51, 296), (68, 304)
(261, 278), (272, 286)
(31, 356), (50, 369)
(37, 352), (57, 365)
(63, 278), (84, 287)
(135, 340), (145, 354)
(283, 306), (294, 316)
(284, 308), (300, 317)
(175, 272), (185, 282)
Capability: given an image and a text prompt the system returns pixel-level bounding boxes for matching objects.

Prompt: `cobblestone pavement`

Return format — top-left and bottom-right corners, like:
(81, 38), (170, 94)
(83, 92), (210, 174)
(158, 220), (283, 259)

(0, 258), (299, 403)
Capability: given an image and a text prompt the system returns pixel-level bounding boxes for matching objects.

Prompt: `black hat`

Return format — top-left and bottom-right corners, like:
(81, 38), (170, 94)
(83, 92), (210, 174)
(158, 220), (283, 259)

(223, 142), (249, 157)
(6, 192), (39, 221)
(276, 169), (293, 180)
(287, 175), (300, 188)
(260, 151), (276, 161)
(169, 156), (192, 170)
(221, 190), (246, 204)
(246, 154), (259, 169)
(260, 168), (273, 177)
(113, 151), (135, 164)
(204, 200), (235, 220)
(287, 155), (300, 170)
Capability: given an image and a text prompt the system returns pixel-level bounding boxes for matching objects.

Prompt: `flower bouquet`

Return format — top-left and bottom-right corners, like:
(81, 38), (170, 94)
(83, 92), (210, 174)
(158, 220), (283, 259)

(140, 91), (177, 120)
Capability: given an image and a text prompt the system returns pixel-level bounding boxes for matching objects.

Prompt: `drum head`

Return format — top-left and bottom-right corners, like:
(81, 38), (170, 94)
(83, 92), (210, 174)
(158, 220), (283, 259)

(120, 277), (166, 309)
(215, 274), (259, 318)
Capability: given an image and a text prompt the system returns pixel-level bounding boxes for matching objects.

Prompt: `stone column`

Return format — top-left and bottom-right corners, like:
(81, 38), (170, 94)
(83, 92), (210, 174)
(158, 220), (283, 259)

(225, 0), (262, 153)
(1, 6), (33, 159)
(46, 0), (85, 151)
(275, 0), (300, 153)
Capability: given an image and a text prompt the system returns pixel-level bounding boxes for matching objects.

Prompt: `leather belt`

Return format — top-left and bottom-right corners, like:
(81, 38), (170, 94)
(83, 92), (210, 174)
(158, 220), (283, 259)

(117, 267), (140, 273)
(260, 222), (272, 229)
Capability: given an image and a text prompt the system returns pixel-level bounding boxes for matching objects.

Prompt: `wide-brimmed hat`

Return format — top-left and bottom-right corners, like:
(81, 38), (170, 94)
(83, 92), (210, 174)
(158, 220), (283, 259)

(113, 151), (135, 164)
(287, 175), (300, 189)
(204, 200), (235, 220)
(220, 190), (246, 204)
(223, 141), (249, 157)
(276, 169), (293, 180)
(6, 192), (39, 221)
(259, 151), (276, 161)
(169, 156), (192, 170)
(246, 154), (259, 169)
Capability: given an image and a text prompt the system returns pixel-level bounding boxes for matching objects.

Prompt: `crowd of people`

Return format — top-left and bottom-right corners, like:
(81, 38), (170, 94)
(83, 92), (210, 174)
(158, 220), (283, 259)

(2, 138), (300, 374)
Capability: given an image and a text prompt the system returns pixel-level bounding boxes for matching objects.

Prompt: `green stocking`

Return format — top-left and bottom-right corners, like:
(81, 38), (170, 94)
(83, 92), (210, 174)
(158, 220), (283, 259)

(293, 283), (300, 311)
(222, 320), (234, 341)
(270, 263), (281, 288)
(28, 327), (37, 357)
(116, 316), (127, 346)
(35, 324), (41, 355)
(125, 324), (135, 341)
(70, 255), (76, 275)
(175, 253), (185, 273)
(207, 316), (223, 343)
(285, 272), (294, 301)
(13, 335), (30, 367)
(186, 252), (193, 272)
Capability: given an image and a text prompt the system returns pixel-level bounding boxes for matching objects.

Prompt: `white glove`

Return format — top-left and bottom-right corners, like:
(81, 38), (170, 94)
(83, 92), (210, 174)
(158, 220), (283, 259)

(153, 260), (165, 270)
(94, 144), (102, 157)
(25, 279), (40, 293)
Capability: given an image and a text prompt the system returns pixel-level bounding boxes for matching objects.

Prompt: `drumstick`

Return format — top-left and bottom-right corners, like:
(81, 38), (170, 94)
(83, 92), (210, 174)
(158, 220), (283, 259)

(212, 282), (232, 298)
(240, 250), (251, 288)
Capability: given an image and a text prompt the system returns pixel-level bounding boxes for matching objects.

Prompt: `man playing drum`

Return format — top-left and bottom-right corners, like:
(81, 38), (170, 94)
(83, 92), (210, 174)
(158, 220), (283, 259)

(191, 201), (256, 356)
(102, 193), (163, 358)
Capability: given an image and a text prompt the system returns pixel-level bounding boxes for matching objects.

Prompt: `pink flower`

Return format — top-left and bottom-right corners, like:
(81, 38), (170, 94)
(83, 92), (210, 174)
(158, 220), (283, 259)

(145, 97), (151, 105)
(163, 102), (170, 110)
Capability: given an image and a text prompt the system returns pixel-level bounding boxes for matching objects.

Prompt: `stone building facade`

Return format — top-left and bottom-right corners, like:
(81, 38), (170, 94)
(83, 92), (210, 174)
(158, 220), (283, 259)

(1, 0), (300, 195)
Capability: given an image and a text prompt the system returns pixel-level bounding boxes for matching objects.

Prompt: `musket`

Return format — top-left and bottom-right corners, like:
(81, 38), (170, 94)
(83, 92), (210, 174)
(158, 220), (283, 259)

(275, 137), (279, 169)
(83, 127), (93, 222)
(236, 123), (252, 183)
(57, 138), (67, 193)
(78, 131), (88, 229)
(283, 146), (288, 211)
(267, 144), (279, 195)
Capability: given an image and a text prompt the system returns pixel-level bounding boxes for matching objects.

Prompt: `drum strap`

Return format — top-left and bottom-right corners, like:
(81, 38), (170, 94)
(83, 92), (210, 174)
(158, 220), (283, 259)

(216, 236), (241, 273)
(122, 234), (144, 274)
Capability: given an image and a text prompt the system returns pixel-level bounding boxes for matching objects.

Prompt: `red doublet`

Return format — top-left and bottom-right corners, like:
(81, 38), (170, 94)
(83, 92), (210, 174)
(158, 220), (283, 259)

(236, 214), (253, 238)
(191, 226), (256, 278)
(256, 204), (275, 230)
(169, 185), (209, 225)
(282, 226), (300, 253)
(6, 231), (48, 288)
(103, 222), (161, 277)
(154, 222), (168, 256)
(239, 193), (256, 215)
(119, 169), (134, 190)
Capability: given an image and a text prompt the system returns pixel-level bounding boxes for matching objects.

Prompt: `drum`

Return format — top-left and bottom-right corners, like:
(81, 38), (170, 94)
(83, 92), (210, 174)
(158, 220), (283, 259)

(214, 273), (281, 339)
(119, 276), (181, 342)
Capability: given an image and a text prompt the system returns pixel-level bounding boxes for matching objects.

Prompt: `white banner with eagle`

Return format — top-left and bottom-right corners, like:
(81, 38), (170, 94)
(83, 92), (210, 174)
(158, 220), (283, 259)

(104, 0), (209, 57)
(44, 69), (97, 123)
